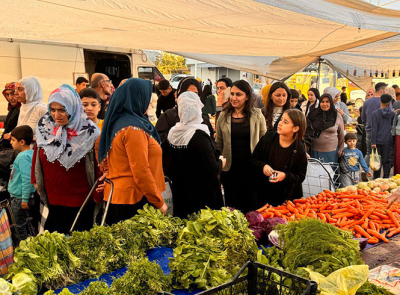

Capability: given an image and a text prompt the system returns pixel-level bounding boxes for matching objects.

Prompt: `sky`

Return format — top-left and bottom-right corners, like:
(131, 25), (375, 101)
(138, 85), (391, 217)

(366, 0), (400, 9)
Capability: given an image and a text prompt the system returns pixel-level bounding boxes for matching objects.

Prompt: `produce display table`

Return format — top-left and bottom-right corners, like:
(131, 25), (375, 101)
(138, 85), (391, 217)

(361, 233), (400, 269)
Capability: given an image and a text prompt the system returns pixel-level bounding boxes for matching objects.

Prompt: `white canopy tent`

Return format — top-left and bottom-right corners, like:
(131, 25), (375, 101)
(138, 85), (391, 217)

(2, 0), (400, 89)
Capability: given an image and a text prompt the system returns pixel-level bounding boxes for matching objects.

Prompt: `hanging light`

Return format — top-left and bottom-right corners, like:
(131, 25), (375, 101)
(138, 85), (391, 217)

(354, 68), (357, 76)
(375, 69), (379, 77)
(364, 69), (367, 77)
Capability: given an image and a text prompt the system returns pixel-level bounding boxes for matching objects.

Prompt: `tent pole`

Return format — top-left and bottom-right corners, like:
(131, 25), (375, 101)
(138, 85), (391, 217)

(316, 57), (321, 90)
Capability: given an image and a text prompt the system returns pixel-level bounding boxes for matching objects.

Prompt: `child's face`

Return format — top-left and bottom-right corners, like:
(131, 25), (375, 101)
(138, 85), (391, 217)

(290, 98), (298, 108)
(10, 136), (25, 151)
(346, 138), (357, 149)
(81, 97), (101, 122)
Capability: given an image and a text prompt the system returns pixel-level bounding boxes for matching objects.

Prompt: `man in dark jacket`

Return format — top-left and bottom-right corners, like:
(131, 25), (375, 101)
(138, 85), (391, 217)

(371, 94), (395, 179)
(156, 80), (176, 118)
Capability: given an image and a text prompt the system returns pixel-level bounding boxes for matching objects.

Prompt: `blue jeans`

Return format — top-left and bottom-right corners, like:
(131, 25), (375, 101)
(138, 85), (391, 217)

(373, 144), (391, 179)
(10, 197), (33, 241)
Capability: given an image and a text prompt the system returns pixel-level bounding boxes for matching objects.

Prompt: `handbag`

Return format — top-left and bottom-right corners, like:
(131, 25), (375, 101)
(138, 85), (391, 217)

(0, 149), (18, 180)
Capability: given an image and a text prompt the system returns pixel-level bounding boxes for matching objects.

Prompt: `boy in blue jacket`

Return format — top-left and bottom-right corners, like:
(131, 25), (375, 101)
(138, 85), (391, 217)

(8, 125), (35, 240)
(371, 94), (395, 179)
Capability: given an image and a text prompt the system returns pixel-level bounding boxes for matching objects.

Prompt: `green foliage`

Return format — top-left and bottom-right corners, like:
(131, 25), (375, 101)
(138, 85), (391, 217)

(155, 52), (189, 75)
(356, 281), (393, 295)
(7, 231), (81, 290)
(169, 207), (258, 290)
(276, 218), (363, 277)
(79, 281), (109, 295)
(11, 270), (39, 295)
(68, 225), (128, 279)
(111, 257), (171, 295)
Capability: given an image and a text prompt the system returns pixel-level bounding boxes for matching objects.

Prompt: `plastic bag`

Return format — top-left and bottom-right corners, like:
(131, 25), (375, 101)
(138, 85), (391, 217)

(369, 265), (400, 295)
(305, 265), (369, 295)
(370, 148), (381, 171)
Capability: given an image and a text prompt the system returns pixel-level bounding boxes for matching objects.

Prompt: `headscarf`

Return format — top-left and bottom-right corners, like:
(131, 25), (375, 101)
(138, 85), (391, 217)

(36, 84), (100, 170)
(305, 88), (320, 116)
(2, 82), (21, 111)
(18, 76), (46, 125)
(307, 93), (337, 138)
(177, 78), (202, 98)
(98, 78), (161, 163)
(387, 87), (396, 101)
(168, 92), (210, 147)
(324, 87), (341, 102)
(261, 84), (272, 107)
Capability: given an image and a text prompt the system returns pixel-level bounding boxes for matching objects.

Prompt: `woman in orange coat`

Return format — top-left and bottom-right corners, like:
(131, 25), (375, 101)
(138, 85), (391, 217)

(98, 78), (167, 224)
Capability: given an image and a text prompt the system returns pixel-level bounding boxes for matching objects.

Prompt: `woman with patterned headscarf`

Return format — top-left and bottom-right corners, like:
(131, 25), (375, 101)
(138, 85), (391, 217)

(98, 78), (167, 225)
(32, 84), (102, 234)
(1, 82), (21, 149)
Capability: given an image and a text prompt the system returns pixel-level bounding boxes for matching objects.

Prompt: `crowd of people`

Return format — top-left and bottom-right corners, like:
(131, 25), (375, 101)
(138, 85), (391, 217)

(1, 72), (399, 240)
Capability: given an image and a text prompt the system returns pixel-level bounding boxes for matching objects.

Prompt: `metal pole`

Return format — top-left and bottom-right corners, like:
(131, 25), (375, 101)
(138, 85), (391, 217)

(316, 58), (321, 90)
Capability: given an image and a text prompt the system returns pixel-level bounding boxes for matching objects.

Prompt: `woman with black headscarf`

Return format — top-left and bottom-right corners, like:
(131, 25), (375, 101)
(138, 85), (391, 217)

(155, 78), (214, 177)
(304, 94), (344, 164)
(301, 88), (320, 117)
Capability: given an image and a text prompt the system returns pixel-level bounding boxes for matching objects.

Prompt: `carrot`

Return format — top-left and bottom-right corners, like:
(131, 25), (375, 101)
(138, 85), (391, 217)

(371, 212), (389, 219)
(332, 208), (348, 215)
(361, 206), (375, 220)
(387, 228), (400, 238)
(317, 213), (326, 222)
(369, 221), (377, 231)
(293, 199), (307, 204)
(367, 238), (379, 244)
(366, 229), (389, 243)
(362, 218), (369, 230)
(386, 210), (400, 228)
(354, 225), (373, 239)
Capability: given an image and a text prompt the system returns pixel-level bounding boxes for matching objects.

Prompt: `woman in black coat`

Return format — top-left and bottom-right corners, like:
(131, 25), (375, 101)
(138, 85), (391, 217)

(252, 109), (308, 207)
(167, 91), (223, 218)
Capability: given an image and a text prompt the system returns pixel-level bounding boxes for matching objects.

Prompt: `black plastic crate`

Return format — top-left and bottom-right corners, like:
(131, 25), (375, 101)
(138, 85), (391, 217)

(195, 261), (318, 295)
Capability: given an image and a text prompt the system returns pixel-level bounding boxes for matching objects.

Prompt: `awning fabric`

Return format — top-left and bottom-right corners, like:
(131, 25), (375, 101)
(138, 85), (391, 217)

(2, 0), (400, 89)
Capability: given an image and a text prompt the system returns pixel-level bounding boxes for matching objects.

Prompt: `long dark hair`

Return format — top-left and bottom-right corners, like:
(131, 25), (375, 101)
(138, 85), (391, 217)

(264, 82), (291, 130)
(201, 85), (212, 104)
(223, 80), (254, 125)
(284, 109), (306, 141)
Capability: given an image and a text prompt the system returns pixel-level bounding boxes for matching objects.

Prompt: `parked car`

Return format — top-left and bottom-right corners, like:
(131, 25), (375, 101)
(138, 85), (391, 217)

(170, 74), (194, 89)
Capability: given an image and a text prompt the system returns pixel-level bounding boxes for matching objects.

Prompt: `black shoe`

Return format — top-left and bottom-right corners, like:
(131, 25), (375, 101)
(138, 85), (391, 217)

(361, 171), (368, 182)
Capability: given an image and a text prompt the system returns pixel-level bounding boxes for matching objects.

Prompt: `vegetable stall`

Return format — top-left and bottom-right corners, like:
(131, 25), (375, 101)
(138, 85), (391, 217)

(2, 178), (400, 294)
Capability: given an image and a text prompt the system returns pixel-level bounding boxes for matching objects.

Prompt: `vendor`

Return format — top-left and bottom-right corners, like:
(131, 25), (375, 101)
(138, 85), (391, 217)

(167, 92), (224, 218)
(32, 84), (102, 234)
(252, 109), (307, 206)
(98, 78), (167, 225)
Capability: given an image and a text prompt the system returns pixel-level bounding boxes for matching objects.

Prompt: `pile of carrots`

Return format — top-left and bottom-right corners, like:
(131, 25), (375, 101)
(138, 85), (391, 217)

(257, 189), (400, 244)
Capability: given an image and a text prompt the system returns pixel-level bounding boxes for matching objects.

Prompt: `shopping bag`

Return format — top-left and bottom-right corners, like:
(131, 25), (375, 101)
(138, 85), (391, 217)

(0, 208), (14, 275)
(162, 177), (173, 215)
(305, 265), (369, 295)
(370, 148), (381, 171)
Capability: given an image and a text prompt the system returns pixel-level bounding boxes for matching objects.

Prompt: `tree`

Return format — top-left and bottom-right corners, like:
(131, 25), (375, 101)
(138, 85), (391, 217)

(155, 52), (189, 75)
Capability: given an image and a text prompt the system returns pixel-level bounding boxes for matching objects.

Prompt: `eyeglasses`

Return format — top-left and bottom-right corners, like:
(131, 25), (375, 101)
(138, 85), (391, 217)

(102, 80), (112, 84)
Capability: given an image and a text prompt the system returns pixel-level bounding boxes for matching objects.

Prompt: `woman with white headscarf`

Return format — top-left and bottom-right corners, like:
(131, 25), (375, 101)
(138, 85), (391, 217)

(31, 84), (101, 234)
(14, 76), (47, 135)
(324, 87), (352, 124)
(167, 92), (224, 218)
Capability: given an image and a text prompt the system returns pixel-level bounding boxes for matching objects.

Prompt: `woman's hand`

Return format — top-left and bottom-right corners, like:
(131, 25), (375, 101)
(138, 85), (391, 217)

(3, 133), (10, 140)
(263, 165), (273, 177)
(160, 203), (168, 215)
(269, 171), (286, 183)
(96, 173), (108, 193)
(21, 202), (29, 210)
(336, 108), (344, 116)
(219, 156), (226, 168)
